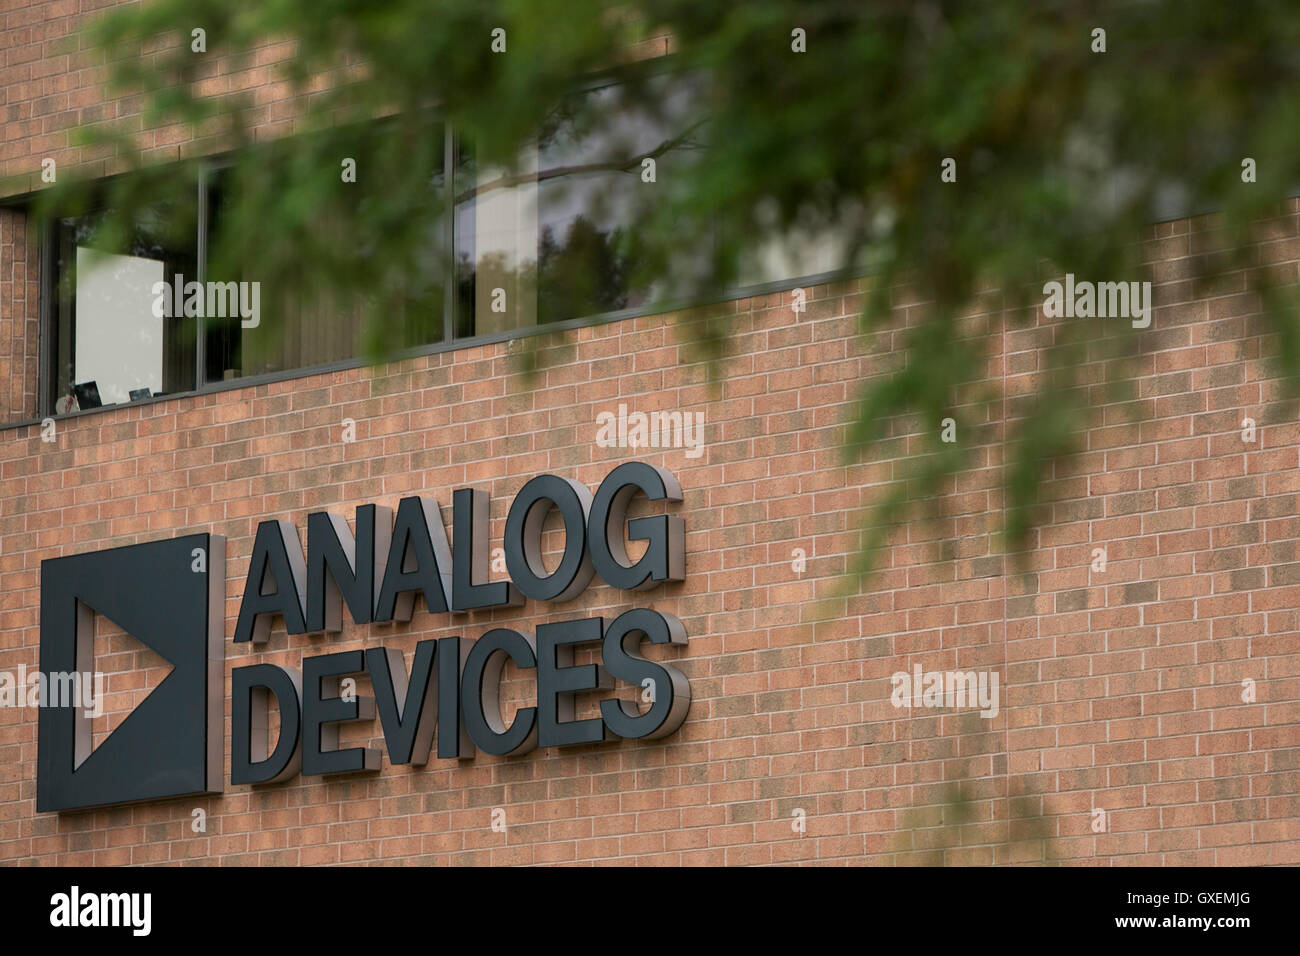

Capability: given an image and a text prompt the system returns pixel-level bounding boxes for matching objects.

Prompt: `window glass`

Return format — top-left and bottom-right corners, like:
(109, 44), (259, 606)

(455, 80), (702, 335)
(734, 219), (856, 288)
(203, 121), (447, 382)
(51, 199), (199, 412)
(41, 79), (866, 414)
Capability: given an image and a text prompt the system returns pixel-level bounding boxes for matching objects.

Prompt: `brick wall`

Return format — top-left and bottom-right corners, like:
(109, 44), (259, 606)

(0, 0), (1296, 866)
(0, 200), (1296, 864)
(0, 207), (39, 423)
(0, 2), (676, 188)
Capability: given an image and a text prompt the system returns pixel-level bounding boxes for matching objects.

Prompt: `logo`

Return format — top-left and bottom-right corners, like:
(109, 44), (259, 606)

(889, 665), (1001, 719)
(49, 886), (152, 936)
(36, 534), (224, 812)
(37, 463), (691, 811)
(150, 273), (261, 329)
(1041, 273), (1153, 328)
(594, 403), (705, 458)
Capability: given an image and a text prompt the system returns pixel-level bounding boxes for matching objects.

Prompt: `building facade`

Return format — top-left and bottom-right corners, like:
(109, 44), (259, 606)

(0, 4), (1297, 865)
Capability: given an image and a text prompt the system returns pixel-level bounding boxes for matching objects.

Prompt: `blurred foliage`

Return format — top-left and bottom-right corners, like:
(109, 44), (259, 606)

(15, 0), (1300, 575)
(893, 777), (1056, 865)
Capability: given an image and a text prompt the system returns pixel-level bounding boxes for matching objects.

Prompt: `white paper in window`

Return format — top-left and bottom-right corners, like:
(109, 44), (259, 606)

(74, 248), (165, 405)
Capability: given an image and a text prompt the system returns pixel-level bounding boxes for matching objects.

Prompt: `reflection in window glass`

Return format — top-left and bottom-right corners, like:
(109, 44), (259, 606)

(734, 220), (855, 289)
(456, 81), (702, 335)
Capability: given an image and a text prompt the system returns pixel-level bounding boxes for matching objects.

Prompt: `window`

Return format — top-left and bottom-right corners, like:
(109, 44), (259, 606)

(42, 123), (450, 413)
(733, 211), (858, 289)
(39, 77), (848, 416)
(455, 79), (704, 336)
(49, 195), (200, 412)
(202, 120), (449, 382)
